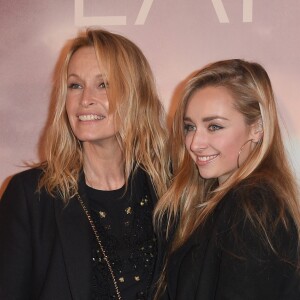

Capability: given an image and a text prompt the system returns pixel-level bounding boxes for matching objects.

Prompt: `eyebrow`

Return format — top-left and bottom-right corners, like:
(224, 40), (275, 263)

(67, 73), (105, 79)
(183, 116), (229, 122)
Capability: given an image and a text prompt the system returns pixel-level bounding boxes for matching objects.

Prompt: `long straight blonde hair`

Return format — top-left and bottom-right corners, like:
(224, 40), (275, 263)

(154, 58), (300, 253)
(38, 28), (170, 201)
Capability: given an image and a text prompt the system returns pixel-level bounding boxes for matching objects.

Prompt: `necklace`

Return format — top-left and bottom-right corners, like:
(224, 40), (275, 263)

(76, 193), (122, 300)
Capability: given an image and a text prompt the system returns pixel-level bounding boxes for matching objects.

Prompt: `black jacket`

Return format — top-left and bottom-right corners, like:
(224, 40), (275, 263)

(161, 185), (300, 299)
(0, 167), (158, 300)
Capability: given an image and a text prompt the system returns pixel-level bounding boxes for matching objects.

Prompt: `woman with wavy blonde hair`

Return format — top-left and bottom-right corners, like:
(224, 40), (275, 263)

(154, 59), (300, 299)
(0, 29), (170, 299)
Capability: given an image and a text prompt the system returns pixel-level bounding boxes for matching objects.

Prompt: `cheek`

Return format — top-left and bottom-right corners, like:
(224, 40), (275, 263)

(218, 134), (248, 161)
(103, 97), (109, 110)
(65, 97), (71, 113)
(65, 97), (76, 117)
(184, 134), (192, 152)
(64, 100), (75, 128)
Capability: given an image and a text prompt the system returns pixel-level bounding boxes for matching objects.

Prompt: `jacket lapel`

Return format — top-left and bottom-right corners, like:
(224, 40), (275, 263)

(53, 167), (159, 299)
(54, 176), (92, 299)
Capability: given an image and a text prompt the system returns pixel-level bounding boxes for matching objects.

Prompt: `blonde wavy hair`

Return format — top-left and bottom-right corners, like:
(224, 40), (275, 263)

(154, 58), (300, 252)
(38, 28), (170, 201)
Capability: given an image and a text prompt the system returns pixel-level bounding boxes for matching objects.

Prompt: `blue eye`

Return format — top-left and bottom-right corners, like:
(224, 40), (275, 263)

(208, 124), (223, 131)
(68, 83), (82, 89)
(184, 124), (196, 134)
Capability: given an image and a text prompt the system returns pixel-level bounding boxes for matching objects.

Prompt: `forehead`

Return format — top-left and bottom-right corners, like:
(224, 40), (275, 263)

(68, 46), (98, 70)
(185, 86), (237, 117)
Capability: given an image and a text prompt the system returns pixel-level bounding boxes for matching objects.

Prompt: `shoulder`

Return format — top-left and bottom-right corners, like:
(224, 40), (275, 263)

(220, 180), (282, 225)
(3, 167), (44, 196)
(7, 167), (44, 185)
(216, 180), (298, 263)
(219, 179), (288, 231)
(1, 167), (54, 213)
(226, 180), (277, 206)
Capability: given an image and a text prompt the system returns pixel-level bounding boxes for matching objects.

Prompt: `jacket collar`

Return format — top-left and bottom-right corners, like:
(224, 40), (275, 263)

(54, 172), (92, 299)
(54, 167), (158, 299)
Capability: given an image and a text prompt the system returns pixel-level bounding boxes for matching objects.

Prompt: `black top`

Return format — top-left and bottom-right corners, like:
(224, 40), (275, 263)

(160, 183), (300, 299)
(0, 167), (159, 300)
(86, 171), (156, 299)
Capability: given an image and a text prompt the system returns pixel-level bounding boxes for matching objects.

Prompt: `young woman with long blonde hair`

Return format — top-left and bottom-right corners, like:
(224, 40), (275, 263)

(154, 59), (300, 299)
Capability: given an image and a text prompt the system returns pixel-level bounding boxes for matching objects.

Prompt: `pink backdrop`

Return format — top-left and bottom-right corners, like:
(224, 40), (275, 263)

(1, 0), (300, 195)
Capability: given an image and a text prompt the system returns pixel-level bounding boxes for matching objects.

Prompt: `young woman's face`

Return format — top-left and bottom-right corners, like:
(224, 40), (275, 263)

(184, 86), (255, 184)
(66, 46), (117, 145)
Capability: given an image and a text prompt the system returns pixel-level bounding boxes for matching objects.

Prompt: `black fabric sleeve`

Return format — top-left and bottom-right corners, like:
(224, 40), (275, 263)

(214, 190), (300, 300)
(0, 174), (33, 300)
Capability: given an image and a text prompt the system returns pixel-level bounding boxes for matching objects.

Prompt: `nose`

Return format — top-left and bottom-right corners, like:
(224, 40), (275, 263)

(189, 130), (208, 153)
(80, 88), (96, 108)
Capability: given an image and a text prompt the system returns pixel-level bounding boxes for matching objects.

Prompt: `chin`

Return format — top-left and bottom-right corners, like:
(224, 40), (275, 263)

(198, 173), (215, 180)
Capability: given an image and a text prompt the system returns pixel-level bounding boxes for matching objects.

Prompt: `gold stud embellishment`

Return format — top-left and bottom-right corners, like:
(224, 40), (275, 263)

(125, 207), (132, 214)
(140, 195), (149, 206)
(99, 211), (106, 218)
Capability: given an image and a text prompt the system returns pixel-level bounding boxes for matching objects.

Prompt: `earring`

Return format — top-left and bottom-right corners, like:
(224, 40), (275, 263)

(237, 139), (253, 168)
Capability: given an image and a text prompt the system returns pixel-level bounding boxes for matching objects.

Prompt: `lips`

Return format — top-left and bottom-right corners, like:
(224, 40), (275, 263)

(78, 114), (105, 121)
(196, 154), (219, 165)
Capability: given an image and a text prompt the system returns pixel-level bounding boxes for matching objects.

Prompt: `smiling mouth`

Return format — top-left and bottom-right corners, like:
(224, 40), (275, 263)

(78, 114), (105, 121)
(196, 154), (219, 164)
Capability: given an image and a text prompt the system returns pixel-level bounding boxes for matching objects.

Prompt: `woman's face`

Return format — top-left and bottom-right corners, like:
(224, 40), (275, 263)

(66, 46), (117, 145)
(184, 86), (256, 184)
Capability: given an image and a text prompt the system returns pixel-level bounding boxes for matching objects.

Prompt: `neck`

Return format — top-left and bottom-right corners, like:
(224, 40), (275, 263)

(82, 141), (125, 191)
